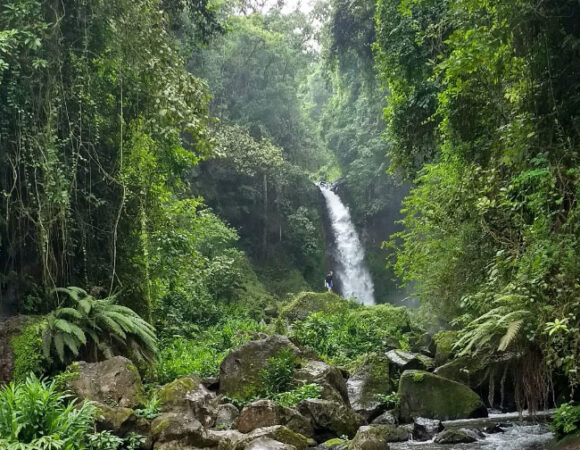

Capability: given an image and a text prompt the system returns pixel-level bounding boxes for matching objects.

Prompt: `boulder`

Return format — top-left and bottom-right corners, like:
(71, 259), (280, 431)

(95, 402), (150, 439)
(216, 403), (240, 430)
(245, 437), (296, 450)
(385, 350), (433, 372)
(433, 356), (486, 388)
(153, 443), (204, 450)
(433, 428), (479, 444)
(237, 400), (313, 437)
(219, 335), (301, 398)
(151, 412), (215, 448)
(158, 376), (218, 427)
(347, 355), (394, 420)
(0, 316), (35, 385)
(280, 292), (354, 322)
(412, 417), (443, 441)
(232, 426), (311, 450)
(298, 399), (364, 441)
(432, 331), (458, 366)
(371, 411), (397, 426)
(67, 356), (145, 408)
(350, 425), (409, 450)
(294, 360), (349, 405)
(316, 438), (348, 450)
(398, 370), (487, 421)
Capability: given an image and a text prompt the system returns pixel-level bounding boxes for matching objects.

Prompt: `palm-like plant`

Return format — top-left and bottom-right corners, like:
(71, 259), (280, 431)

(42, 287), (158, 363)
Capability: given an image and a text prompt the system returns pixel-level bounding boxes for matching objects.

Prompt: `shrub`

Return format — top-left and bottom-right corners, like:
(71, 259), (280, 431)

(11, 321), (47, 382)
(260, 349), (297, 396)
(0, 374), (96, 448)
(274, 383), (322, 408)
(552, 402), (580, 438)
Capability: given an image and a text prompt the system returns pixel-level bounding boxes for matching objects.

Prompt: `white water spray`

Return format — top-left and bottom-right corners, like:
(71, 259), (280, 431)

(318, 182), (375, 305)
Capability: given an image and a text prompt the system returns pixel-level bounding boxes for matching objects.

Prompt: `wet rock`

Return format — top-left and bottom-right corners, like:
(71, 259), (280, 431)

(237, 399), (313, 437)
(294, 360), (349, 405)
(412, 417), (443, 441)
(67, 356), (145, 408)
(386, 350), (433, 372)
(398, 370), (488, 421)
(371, 411), (398, 426)
(216, 403), (240, 430)
(483, 423), (505, 434)
(158, 376), (218, 427)
(347, 355), (394, 420)
(151, 412), (214, 448)
(350, 425), (409, 449)
(433, 428), (479, 444)
(232, 425), (312, 450)
(245, 437), (296, 450)
(297, 399), (364, 440)
(219, 335), (301, 398)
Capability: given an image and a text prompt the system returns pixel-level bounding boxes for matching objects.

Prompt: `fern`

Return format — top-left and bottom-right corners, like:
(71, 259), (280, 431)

(42, 287), (158, 364)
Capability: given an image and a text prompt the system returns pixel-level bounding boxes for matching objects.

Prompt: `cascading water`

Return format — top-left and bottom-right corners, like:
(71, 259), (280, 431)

(318, 182), (375, 305)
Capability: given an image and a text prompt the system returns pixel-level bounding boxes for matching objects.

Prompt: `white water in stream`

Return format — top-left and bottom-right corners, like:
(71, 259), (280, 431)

(318, 182), (375, 305)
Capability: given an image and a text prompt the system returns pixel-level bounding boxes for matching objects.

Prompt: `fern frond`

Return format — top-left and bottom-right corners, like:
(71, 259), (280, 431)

(498, 319), (523, 352)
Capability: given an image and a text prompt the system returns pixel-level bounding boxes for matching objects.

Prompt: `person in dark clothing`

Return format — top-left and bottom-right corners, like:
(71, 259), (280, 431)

(324, 271), (333, 292)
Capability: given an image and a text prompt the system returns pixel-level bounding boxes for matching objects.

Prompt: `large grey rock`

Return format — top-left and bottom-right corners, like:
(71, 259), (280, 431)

(298, 399), (364, 440)
(67, 356), (145, 408)
(385, 350), (433, 372)
(151, 412), (214, 448)
(412, 417), (443, 441)
(347, 355), (393, 420)
(398, 370), (487, 421)
(237, 400), (313, 437)
(350, 425), (409, 450)
(433, 428), (479, 444)
(294, 360), (349, 405)
(245, 437), (296, 449)
(232, 426), (311, 450)
(0, 316), (34, 385)
(216, 403), (240, 430)
(219, 335), (301, 398)
(371, 411), (398, 426)
(95, 402), (150, 442)
(158, 376), (218, 427)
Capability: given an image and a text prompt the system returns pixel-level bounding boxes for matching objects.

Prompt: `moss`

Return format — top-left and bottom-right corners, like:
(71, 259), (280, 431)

(280, 291), (357, 322)
(158, 376), (198, 408)
(433, 330), (458, 366)
(323, 438), (346, 446)
(353, 354), (393, 408)
(10, 320), (46, 382)
(398, 370), (487, 421)
(151, 417), (171, 436)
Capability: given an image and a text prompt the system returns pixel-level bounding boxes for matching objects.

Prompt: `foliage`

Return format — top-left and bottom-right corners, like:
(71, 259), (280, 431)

(552, 403), (580, 438)
(374, 392), (399, 410)
(259, 349), (297, 396)
(42, 287), (157, 364)
(0, 375), (95, 449)
(134, 393), (161, 420)
(274, 383), (323, 408)
(10, 321), (47, 382)
(291, 304), (413, 367)
(154, 317), (267, 383)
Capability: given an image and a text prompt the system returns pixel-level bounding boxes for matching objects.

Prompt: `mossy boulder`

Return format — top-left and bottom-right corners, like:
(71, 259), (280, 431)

(294, 360), (349, 405)
(151, 412), (214, 448)
(433, 356), (487, 388)
(95, 402), (150, 445)
(433, 428), (479, 444)
(318, 438), (348, 449)
(298, 399), (364, 441)
(347, 354), (394, 420)
(67, 356), (145, 408)
(219, 335), (301, 398)
(158, 376), (218, 427)
(0, 316), (39, 385)
(398, 370), (487, 422)
(233, 425), (312, 450)
(280, 292), (356, 322)
(349, 425), (409, 450)
(237, 399), (313, 437)
(216, 404), (240, 430)
(386, 350), (433, 372)
(433, 331), (458, 366)
(245, 437), (297, 449)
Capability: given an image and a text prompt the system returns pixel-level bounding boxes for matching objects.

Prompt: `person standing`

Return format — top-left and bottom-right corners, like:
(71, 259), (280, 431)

(324, 271), (334, 292)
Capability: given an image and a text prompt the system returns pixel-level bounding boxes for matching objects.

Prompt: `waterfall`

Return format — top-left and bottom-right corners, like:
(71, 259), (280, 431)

(318, 182), (375, 305)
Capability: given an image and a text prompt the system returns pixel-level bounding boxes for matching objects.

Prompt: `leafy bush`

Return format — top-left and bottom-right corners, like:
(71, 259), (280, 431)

(154, 317), (267, 383)
(134, 393), (161, 420)
(10, 321), (47, 382)
(274, 383), (322, 408)
(291, 304), (414, 367)
(260, 349), (297, 396)
(42, 287), (157, 364)
(552, 402), (580, 438)
(0, 374), (95, 449)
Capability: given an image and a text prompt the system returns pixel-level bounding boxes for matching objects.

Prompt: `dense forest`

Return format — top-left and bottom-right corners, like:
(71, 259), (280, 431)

(1, 0), (579, 449)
